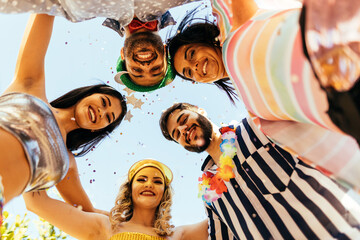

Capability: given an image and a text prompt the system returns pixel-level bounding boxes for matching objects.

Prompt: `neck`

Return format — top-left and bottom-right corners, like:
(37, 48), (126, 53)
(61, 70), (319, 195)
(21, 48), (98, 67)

(206, 125), (223, 166)
(128, 208), (156, 227)
(51, 106), (79, 134)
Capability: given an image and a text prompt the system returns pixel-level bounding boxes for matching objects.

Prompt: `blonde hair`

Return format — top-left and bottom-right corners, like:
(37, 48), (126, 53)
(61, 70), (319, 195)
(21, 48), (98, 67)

(110, 178), (174, 237)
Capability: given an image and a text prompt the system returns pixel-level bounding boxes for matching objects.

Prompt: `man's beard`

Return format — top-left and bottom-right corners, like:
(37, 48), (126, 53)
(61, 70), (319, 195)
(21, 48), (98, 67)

(124, 31), (164, 59)
(184, 114), (213, 153)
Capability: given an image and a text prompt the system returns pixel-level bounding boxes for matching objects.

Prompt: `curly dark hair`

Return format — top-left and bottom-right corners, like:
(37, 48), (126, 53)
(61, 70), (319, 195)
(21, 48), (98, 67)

(50, 84), (127, 156)
(166, 7), (238, 103)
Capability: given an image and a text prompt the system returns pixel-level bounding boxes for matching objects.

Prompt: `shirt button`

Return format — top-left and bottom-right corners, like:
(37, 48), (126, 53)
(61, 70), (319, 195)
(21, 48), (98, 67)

(252, 213), (257, 218)
(234, 184), (239, 188)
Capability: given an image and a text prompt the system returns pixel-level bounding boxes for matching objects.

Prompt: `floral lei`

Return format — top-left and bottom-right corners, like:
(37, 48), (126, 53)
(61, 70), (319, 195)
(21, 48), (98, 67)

(198, 126), (237, 204)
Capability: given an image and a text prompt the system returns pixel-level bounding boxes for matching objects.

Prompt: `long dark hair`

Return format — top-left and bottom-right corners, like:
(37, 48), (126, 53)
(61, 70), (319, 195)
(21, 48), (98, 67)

(166, 7), (238, 103)
(50, 84), (127, 156)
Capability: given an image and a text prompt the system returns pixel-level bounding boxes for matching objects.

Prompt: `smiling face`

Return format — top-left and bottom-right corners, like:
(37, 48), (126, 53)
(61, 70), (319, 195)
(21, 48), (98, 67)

(166, 109), (213, 153)
(123, 31), (166, 87)
(131, 167), (165, 210)
(74, 93), (122, 130)
(173, 43), (226, 83)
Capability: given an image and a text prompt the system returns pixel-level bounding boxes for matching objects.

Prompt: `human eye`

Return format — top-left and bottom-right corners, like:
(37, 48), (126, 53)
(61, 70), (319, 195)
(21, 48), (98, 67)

(174, 129), (180, 140)
(187, 68), (192, 78)
(106, 114), (111, 124)
(181, 115), (188, 125)
(190, 50), (195, 59)
(154, 180), (163, 184)
(102, 98), (106, 107)
(133, 68), (142, 73)
(137, 177), (146, 182)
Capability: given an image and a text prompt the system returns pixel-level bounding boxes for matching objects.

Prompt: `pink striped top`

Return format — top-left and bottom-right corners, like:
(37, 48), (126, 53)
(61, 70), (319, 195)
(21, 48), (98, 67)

(211, 1), (360, 190)
(212, 2), (341, 133)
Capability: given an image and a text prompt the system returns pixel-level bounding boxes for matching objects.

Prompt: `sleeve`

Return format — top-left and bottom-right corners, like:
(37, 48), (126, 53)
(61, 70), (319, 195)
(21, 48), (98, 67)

(253, 116), (360, 190)
(205, 204), (234, 240)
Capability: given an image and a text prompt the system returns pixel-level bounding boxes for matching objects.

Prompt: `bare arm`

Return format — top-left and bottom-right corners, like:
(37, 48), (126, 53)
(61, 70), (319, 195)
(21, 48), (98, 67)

(23, 190), (110, 240)
(56, 153), (109, 215)
(231, 0), (259, 30)
(4, 14), (54, 99)
(172, 220), (208, 240)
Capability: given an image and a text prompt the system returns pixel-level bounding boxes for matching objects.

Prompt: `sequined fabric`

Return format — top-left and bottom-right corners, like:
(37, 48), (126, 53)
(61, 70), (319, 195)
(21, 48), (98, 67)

(0, 93), (69, 192)
(110, 232), (166, 240)
(0, 0), (199, 36)
(102, 0), (201, 36)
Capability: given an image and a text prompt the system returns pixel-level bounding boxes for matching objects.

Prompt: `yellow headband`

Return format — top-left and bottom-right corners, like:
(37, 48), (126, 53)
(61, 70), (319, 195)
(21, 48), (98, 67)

(128, 159), (173, 185)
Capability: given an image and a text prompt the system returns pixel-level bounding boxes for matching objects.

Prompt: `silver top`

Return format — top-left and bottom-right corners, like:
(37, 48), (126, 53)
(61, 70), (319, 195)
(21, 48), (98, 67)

(0, 93), (69, 192)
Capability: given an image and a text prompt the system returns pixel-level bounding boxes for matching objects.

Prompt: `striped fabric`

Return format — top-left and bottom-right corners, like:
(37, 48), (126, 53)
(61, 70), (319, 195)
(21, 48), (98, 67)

(218, 6), (341, 133)
(210, 1), (360, 191)
(253, 116), (360, 189)
(211, 0), (232, 42)
(202, 117), (360, 240)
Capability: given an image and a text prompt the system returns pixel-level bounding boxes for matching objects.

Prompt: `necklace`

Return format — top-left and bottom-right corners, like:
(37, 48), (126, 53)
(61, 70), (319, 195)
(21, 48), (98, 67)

(198, 126), (237, 204)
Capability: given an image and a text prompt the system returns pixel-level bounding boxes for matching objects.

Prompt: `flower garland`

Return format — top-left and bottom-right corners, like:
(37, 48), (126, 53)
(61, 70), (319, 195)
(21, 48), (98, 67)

(198, 126), (237, 204)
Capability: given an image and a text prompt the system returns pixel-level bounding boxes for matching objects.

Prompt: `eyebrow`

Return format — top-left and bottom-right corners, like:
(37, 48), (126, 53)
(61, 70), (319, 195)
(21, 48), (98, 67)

(132, 75), (144, 78)
(152, 72), (162, 77)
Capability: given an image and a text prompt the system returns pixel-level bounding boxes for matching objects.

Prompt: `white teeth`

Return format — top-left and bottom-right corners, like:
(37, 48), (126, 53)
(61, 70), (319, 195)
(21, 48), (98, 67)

(138, 53), (152, 59)
(141, 191), (155, 196)
(89, 107), (95, 122)
(203, 60), (208, 75)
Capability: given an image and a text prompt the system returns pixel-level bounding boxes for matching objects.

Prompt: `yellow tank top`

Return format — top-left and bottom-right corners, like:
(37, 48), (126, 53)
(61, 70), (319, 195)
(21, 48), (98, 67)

(110, 232), (166, 240)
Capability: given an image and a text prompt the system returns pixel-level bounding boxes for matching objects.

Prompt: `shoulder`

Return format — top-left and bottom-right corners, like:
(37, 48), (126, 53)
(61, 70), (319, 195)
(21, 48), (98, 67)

(88, 214), (112, 240)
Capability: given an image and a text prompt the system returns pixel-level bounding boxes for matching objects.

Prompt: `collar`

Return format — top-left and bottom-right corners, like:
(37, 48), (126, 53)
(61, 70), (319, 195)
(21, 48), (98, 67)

(102, 11), (176, 37)
(201, 124), (237, 172)
(128, 18), (158, 34)
(201, 155), (216, 172)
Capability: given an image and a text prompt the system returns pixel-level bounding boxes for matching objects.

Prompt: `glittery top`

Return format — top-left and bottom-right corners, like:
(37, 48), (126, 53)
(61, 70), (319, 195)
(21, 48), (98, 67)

(0, 0), (200, 37)
(0, 93), (69, 192)
(110, 232), (166, 240)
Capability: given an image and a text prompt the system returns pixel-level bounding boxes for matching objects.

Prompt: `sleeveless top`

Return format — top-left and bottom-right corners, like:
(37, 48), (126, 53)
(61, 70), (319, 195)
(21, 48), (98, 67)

(0, 93), (69, 192)
(110, 232), (166, 240)
(211, 1), (340, 132)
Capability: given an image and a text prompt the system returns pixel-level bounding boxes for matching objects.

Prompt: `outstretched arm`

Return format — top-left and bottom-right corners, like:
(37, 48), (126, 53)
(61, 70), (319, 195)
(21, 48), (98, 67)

(23, 190), (111, 240)
(172, 219), (208, 240)
(56, 152), (110, 215)
(4, 14), (54, 99)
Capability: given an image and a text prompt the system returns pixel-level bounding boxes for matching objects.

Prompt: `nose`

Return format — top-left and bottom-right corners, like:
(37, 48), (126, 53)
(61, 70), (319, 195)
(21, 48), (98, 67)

(98, 107), (107, 119)
(145, 180), (153, 188)
(178, 125), (188, 136)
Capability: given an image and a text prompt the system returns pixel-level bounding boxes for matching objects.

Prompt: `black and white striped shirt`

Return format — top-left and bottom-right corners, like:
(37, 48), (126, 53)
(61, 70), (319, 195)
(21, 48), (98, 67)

(202, 117), (360, 240)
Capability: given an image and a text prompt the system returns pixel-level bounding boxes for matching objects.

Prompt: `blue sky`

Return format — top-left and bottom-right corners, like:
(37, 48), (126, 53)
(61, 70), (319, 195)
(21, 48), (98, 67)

(0, 0), (299, 238)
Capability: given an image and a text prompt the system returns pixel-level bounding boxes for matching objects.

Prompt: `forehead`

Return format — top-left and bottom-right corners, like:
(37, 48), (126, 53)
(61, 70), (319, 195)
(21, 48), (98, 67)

(166, 109), (183, 129)
(134, 167), (164, 179)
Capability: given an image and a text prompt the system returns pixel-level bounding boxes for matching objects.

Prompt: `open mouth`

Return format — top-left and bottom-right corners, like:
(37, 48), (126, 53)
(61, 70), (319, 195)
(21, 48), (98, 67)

(186, 125), (197, 143)
(140, 190), (155, 196)
(88, 106), (96, 123)
(202, 59), (208, 76)
(134, 49), (157, 63)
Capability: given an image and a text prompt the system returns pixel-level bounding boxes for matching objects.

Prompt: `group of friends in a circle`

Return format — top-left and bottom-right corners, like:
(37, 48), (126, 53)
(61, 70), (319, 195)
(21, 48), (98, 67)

(0, 0), (360, 239)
